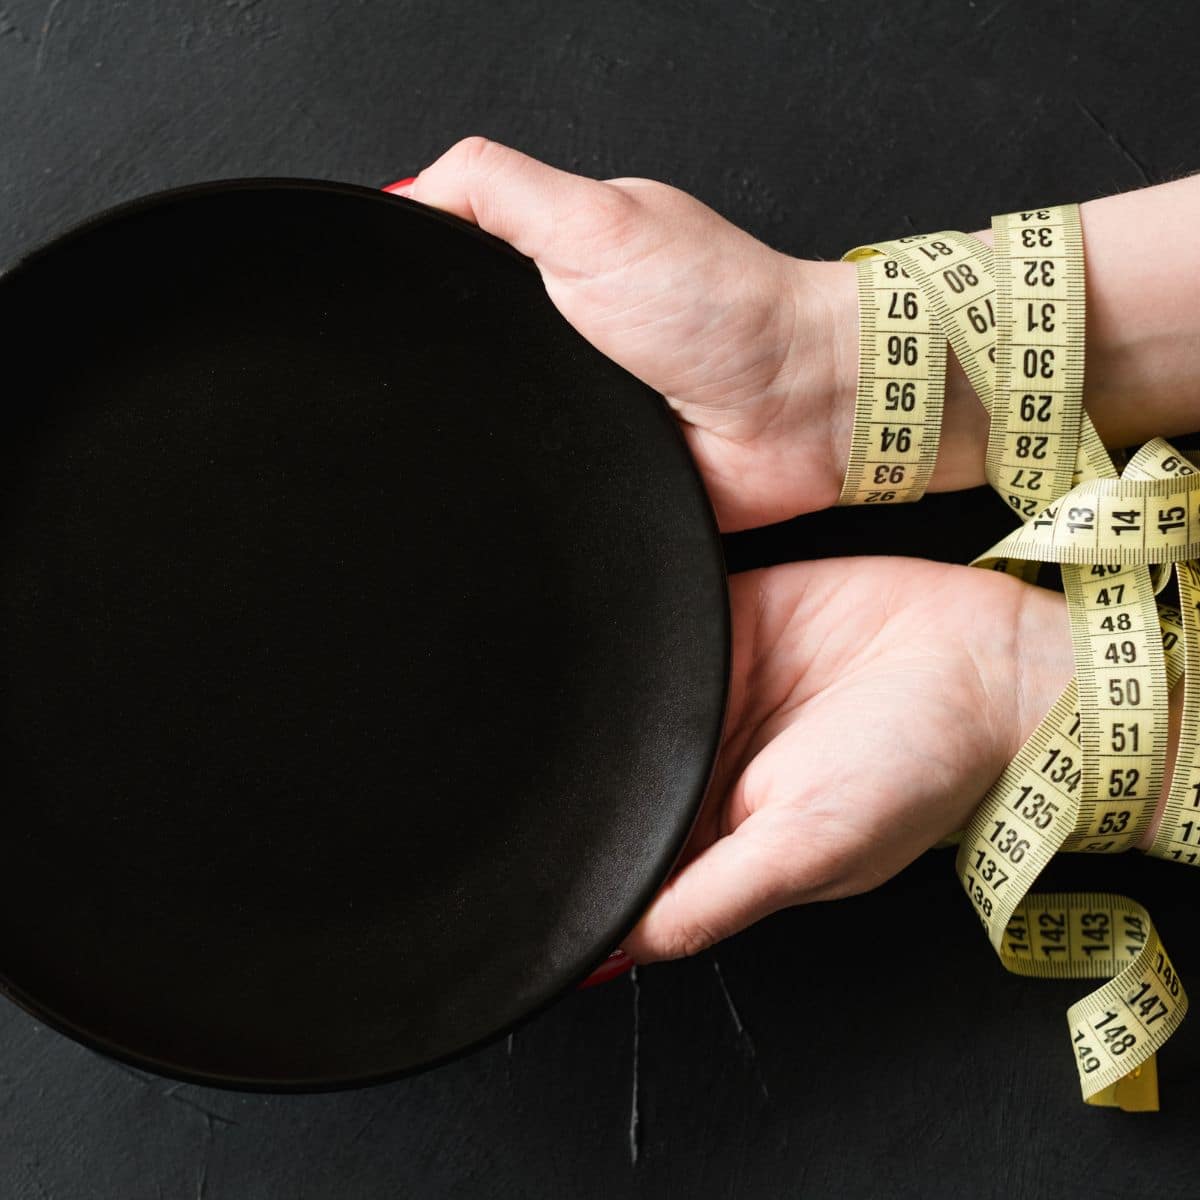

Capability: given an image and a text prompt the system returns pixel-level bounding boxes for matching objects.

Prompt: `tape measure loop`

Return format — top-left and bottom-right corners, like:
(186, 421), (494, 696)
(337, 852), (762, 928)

(840, 204), (1195, 1106)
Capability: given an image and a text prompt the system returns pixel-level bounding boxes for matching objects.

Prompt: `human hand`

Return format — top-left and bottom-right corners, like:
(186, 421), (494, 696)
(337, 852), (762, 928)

(621, 556), (1075, 961)
(390, 137), (858, 531)
(394, 153), (1200, 530)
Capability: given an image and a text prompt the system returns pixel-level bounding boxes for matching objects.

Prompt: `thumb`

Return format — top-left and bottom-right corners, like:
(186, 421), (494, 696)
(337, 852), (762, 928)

(396, 136), (635, 267)
(621, 811), (794, 963)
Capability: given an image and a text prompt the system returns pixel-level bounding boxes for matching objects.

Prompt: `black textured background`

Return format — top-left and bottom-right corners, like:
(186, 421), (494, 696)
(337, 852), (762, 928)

(2, 2), (1198, 1197)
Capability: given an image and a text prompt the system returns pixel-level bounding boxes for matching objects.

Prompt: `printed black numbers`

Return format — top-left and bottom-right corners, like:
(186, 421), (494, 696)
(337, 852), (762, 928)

(1127, 981), (1170, 1025)
(1038, 909), (1067, 957)
(885, 380), (916, 411)
(1012, 785), (1058, 829)
(1155, 950), (1181, 996)
(1022, 347), (1056, 379)
(1095, 1009), (1136, 1055)
(967, 299), (995, 334)
(1041, 747), (1082, 793)
(942, 263), (979, 294)
(1023, 302), (1057, 331)
(1111, 510), (1141, 536)
(1103, 640), (1138, 664)
(1099, 806), (1132, 830)
(965, 875), (993, 917)
(1023, 259), (1055, 287)
(1160, 455), (1195, 476)
(1020, 227), (1055, 248)
(971, 850), (1009, 889)
(1158, 505), (1186, 533)
(886, 334), (919, 366)
(1074, 1030), (1101, 1074)
(1079, 911), (1111, 959)
(1111, 721), (1139, 751)
(918, 240), (953, 261)
(1066, 506), (1095, 533)
(1019, 393), (1053, 422)
(988, 820), (1030, 863)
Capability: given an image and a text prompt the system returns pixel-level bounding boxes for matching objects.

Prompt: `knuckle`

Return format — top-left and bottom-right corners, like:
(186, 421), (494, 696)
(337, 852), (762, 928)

(673, 920), (719, 959)
(655, 885), (720, 960)
(448, 134), (503, 173)
(621, 177), (680, 208)
(607, 176), (679, 207)
(608, 178), (717, 234)
(662, 912), (715, 960)
(567, 182), (641, 245)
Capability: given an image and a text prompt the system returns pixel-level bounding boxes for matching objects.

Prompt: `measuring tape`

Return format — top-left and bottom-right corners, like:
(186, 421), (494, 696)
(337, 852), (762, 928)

(839, 204), (1196, 1108)
(836, 256), (946, 504)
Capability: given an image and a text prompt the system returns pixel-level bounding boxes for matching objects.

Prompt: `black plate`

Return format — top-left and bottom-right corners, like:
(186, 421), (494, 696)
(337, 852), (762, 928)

(0, 180), (729, 1090)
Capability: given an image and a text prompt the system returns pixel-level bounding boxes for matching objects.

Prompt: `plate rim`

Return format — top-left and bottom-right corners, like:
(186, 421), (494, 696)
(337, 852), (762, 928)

(0, 176), (732, 1091)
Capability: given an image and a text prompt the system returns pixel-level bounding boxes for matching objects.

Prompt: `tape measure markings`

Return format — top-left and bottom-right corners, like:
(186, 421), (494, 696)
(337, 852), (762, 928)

(989, 206), (1086, 513)
(843, 202), (1193, 1103)
(837, 256), (947, 505)
(1060, 559), (1168, 852)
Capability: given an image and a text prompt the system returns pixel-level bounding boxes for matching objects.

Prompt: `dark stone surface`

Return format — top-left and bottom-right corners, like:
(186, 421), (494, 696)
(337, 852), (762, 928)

(1, 1), (1197, 1196)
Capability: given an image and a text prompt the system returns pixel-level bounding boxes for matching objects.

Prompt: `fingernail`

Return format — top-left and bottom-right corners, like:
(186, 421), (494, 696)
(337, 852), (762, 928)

(578, 949), (634, 989)
(383, 176), (418, 194)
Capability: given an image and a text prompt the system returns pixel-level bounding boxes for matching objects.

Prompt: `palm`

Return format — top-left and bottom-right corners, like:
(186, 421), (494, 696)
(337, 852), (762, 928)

(624, 556), (1073, 961)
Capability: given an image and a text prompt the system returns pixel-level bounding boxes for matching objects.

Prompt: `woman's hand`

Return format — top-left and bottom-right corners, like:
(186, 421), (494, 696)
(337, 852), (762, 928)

(622, 557), (1075, 961)
(397, 144), (1200, 531)
(393, 136), (857, 531)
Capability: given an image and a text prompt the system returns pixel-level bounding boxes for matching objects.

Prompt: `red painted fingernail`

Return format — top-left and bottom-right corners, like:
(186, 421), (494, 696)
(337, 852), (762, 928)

(383, 176), (418, 193)
(578, 950), (634, 989)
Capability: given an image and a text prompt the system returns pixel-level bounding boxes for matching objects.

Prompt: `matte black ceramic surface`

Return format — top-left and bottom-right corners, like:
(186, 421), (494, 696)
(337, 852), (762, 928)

(0, 182), (729, 1090)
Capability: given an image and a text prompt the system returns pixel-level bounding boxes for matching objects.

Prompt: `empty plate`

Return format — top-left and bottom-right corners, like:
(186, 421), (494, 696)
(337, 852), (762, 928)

(0, 180), (729, 1089)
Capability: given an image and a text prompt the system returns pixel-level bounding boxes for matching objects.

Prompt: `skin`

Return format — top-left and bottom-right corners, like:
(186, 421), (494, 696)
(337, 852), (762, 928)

(393, 140), (1198, 962)
(622, 558), (1075, 960)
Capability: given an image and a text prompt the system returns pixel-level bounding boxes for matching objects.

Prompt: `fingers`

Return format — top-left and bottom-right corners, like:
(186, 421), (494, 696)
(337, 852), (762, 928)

(399, 136), (637, 265)
(621, 810), (796, 963)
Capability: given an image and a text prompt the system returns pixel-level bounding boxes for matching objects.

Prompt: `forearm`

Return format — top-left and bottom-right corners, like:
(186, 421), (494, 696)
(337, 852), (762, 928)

(807, 175), (1200, 498)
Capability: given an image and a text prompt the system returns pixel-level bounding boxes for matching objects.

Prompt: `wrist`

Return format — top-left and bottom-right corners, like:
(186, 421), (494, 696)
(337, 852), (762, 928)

(1010, 580), (1180, 854)
(789, 242), (996, 511)
(787, 256), (859, 506)
(1010, 583), (1075, 758)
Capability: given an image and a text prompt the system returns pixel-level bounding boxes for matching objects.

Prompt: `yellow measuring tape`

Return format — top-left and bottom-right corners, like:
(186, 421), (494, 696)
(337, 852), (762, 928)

(839, 204), (1196, 1109)
(836, 256), (946, 504)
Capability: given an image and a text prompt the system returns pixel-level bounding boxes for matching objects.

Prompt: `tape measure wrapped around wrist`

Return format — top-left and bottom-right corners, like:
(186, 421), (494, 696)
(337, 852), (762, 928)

(839, 202), (1199, 1108)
